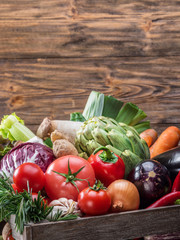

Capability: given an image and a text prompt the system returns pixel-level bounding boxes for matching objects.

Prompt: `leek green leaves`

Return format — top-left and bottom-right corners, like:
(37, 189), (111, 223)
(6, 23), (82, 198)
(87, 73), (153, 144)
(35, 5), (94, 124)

(70, 91), (150, 134)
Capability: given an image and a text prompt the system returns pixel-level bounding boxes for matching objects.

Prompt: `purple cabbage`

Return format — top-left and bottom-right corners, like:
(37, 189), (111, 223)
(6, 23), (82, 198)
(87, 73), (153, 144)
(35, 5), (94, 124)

(0, 142), (55, 182)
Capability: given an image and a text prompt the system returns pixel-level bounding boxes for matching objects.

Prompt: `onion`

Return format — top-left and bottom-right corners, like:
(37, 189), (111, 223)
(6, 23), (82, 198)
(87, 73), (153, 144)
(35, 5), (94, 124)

(107, 179), (140, 212)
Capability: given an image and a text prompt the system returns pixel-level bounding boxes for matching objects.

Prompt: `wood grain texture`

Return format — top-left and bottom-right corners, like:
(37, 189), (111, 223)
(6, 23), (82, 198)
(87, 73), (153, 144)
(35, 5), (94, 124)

(0, 1), (180, 239)
(0, 1), (180, 58)
(23, 206), (180, 240)
(0, 57), (180, 133)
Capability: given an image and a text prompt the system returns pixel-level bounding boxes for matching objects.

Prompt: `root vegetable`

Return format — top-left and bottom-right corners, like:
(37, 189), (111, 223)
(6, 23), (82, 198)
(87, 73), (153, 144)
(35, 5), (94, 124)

(36, 117), (53, 139)
(107, 179), (140, 212)
(150, 126), (180, 158)
(51, 120), (83, 145)
(51, 130), (72, 144)
(53, 139), (78, 158)
(140, 129), (158, 148)
(37, 119), (83, 145)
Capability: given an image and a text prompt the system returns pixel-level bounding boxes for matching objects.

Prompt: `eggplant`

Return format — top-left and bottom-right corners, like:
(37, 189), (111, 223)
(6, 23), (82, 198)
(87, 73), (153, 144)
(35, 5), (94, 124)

(153, 146), (180, 182)
(128, 160), (171, 208)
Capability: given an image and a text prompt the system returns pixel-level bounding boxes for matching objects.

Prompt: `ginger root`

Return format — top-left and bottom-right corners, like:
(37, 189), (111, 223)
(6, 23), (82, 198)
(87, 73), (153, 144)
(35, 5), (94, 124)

(53, 139), (78, 158)
(36, 117), (53, 139)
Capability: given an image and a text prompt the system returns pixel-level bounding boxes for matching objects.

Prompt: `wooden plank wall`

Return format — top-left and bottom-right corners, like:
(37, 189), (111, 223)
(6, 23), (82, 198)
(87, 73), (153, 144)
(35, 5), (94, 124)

(0, 0), (180, 133)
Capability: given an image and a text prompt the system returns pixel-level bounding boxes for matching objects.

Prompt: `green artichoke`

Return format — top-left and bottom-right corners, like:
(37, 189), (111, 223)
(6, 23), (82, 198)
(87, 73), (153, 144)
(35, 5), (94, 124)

(75, 116), (150, 177)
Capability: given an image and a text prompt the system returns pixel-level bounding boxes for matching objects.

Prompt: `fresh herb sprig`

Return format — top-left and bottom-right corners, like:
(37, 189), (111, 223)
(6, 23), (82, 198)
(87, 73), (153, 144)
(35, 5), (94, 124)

(0, 175), (77, 234)
(48, 209), (78, 222)
(0, 175), (53, 234)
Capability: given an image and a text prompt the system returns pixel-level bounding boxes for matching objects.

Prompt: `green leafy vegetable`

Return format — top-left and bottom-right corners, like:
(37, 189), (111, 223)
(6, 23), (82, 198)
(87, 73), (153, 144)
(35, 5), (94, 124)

(70, 91), (150, 133)
(0, 113), (35, 142)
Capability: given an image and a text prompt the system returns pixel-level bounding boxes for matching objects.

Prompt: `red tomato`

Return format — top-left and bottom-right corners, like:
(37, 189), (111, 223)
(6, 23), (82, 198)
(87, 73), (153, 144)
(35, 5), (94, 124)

(45, 155), (96, 201)
(11, 183), (22, 193)
(13, 163), (45, 193)
(88, 147), (125, 187)
(78, 186), (111, 215)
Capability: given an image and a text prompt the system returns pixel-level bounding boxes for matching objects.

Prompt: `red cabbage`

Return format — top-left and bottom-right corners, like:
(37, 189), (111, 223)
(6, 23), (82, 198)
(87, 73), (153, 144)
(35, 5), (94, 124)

(0, 142), (55, 182)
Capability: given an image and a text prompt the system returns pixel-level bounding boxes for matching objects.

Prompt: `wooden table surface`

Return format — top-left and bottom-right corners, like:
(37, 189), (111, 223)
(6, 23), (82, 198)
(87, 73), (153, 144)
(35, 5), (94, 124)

(0, 0), (180, 135)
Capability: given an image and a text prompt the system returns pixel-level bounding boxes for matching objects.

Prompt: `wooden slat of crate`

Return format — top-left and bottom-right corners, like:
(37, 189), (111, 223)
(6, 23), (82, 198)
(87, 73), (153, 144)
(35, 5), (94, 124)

(21, 206), (180, 240)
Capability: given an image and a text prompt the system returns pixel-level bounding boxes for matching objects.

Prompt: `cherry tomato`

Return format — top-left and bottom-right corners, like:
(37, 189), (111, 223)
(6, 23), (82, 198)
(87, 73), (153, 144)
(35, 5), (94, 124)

(45, 155), (96, 201)
(13, 163), (45, 192)
(11, 183), (22, 193)
(78, 182), (111, 216)
(88, 147), (125, 187)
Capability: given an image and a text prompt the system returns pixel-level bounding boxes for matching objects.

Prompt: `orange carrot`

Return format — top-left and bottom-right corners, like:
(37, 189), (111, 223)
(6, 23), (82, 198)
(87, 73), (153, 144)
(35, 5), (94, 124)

(150, 126), (180, 158)
(140, 129), (158, 147)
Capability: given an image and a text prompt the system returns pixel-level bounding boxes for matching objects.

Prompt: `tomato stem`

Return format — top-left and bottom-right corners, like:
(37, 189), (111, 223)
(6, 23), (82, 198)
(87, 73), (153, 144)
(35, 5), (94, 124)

(52, 158), (88, 192)
(90, 180), (106, 191)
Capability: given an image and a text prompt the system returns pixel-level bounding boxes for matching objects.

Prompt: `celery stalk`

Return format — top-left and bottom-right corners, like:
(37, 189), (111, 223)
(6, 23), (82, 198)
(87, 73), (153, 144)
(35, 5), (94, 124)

(0, 113), (35, 142)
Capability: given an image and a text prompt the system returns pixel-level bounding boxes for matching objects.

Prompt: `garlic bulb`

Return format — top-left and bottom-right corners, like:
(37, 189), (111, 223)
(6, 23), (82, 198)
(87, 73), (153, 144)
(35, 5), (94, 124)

(47, 198), (82, 220)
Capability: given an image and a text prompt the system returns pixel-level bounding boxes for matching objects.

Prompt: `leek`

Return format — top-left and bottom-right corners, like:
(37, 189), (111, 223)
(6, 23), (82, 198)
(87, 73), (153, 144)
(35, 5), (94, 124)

(82, 91), (104, 119)
(70, 91), (150, 133)
(115, 102), (139, 125)
(133, 121), (151, 134)
(0, 113), (35, 142)
(70, 112), (86, 122)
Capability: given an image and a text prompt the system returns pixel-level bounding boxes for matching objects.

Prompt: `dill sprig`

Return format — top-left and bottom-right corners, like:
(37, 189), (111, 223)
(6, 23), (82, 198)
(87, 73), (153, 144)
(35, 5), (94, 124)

(0, 175), (77, 234)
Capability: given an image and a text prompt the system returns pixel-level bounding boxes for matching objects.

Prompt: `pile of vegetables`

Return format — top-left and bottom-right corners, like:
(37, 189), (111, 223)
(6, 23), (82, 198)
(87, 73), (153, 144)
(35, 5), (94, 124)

(0, 91), (180, 240)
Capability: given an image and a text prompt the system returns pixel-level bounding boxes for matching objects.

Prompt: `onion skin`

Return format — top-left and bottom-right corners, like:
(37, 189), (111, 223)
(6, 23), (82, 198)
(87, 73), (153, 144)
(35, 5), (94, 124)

(107, 179), (140, 212)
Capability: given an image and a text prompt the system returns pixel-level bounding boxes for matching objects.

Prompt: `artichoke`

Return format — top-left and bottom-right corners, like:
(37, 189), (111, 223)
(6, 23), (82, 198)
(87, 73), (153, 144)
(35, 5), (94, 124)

(75, 116), (150, 177)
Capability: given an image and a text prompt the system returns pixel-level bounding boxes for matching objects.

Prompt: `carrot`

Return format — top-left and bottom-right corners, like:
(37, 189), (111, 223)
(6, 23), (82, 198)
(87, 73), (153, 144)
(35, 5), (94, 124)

(140, 129), (158, 147)
(150, 126), (180, 158)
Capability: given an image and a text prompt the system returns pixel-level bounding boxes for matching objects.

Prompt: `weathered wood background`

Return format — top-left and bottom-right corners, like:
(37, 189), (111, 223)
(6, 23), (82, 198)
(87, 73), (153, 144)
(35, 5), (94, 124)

(0, 0), (180, 134)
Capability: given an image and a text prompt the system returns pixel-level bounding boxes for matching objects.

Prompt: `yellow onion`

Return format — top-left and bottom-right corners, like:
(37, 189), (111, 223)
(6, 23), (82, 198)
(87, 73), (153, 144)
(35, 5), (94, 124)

(107, 179), (140, 212)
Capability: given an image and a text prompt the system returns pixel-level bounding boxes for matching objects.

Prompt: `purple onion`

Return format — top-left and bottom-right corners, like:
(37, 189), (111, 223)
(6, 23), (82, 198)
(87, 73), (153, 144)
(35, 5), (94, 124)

(0, 142), (55, 182)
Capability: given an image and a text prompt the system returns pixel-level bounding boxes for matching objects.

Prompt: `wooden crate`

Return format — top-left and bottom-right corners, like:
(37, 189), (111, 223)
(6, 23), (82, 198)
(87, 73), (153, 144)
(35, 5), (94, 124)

(14, 206), (180, 240)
